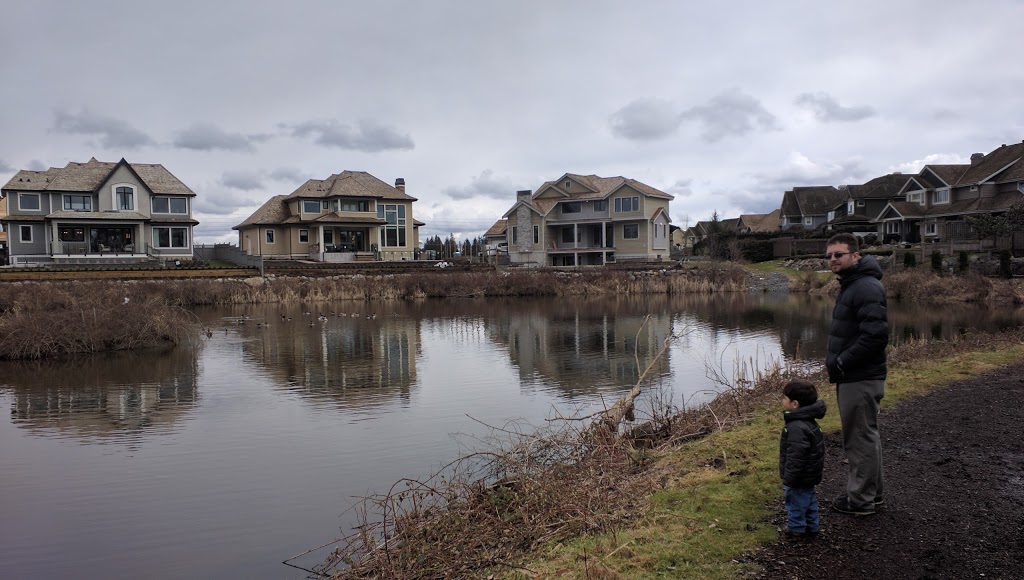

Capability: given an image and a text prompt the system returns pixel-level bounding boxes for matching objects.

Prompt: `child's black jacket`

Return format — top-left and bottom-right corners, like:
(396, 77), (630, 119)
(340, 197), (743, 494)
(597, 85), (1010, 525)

(779, 399), (826, 488)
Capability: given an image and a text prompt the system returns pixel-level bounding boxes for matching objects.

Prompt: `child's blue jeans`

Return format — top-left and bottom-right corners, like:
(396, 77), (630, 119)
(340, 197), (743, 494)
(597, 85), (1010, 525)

(783, 485), (819, 533)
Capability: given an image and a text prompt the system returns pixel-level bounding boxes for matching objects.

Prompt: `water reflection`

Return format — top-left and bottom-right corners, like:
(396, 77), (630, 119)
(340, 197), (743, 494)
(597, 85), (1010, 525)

(1, 347), (199, 443)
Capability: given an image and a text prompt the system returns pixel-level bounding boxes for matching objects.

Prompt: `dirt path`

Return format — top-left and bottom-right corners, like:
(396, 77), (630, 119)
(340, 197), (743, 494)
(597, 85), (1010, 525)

(746, 362), (1024, 579)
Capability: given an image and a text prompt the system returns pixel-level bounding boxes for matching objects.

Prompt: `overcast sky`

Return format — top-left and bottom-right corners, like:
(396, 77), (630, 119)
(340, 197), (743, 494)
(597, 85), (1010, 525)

(2, 0), (1023, 242)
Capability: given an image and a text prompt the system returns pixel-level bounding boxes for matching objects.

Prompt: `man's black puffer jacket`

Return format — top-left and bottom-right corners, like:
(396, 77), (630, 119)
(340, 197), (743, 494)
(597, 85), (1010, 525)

(779, 399), (826, 488)
(826, 255), (888, 384)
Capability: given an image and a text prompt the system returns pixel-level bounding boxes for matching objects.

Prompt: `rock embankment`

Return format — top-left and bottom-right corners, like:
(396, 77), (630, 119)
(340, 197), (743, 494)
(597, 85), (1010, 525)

(746, 271), (792, 292)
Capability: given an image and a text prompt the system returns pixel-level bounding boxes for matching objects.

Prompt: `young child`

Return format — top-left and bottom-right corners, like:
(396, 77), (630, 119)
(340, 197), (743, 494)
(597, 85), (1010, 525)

(779, 379), (826, 538)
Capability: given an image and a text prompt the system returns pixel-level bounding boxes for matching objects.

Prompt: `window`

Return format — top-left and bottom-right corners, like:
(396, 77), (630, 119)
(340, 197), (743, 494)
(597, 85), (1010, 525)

(303, 200), (321, 213)
(561, 202), (581, 214)
(64, 195), (92, 211)
(340, 199), (370, 212)
(265, 229), (275, 244)
(116, 186), (134, 210)
(623, 224), (639, 239)
(886, 221), (900, 234)
(153, 227), (188, 248)
(804, 217), (813, 226)
(323, 230), (333, 244)
(934, 189), (950, 204)
(907, 191), (923, 203)
(19, 193), (40, 211)
(1018, 182), (1024, 193)
(19, 225), (32, 243)
(594, 200), (607, 212)
(925, 223), (937, 236)
(847, 201), (855, 213)
(299, 229), (309, 243)
(322, 200), (329, 210)
(856, 200), (865, 207)
(332, 200), (340, 211)
(969, 185), (979, 192)
(614, 196), (639, 212)
(377, 203), (407, 247)
(511, 226), (518, 243)
(59, 226), (85, 242)
(152, 197), (187, 214)
(564, 180), (571, 189)
(533, 225), (539, 244)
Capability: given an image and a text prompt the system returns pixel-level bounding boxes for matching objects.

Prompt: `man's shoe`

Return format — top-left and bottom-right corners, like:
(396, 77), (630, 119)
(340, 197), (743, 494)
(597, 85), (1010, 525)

(831, 496), (875, 516)
(873, 497), (885, 508)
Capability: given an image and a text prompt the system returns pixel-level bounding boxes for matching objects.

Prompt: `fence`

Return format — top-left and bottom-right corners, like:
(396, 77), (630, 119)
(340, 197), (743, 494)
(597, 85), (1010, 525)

(194, 243), (264, 272)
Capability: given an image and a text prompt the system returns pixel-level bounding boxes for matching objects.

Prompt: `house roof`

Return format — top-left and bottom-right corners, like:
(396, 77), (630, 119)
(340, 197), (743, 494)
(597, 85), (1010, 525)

(878, 201), (926, 220)
(233, 195), (289, 229)
(46, 210), (149, 221)
(956, 142), (1024, 185)
(311, 214), (385, 224)
(1, 158), (195, 196)
(484, 219), (507, 237)
(848, 173), (913, 200)
(926, 164), (970, 186)
(924, 190), (1024, 218)
(782, 186), (843, 216)
(286, 170), (416, 201)
(737, 209), (781, 232)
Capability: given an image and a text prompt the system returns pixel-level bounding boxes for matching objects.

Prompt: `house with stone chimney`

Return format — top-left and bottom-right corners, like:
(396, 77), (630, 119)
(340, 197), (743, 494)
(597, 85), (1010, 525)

(875, 141), (1024, 243)
(233, 171), (422, 261)
(500, 173), (673, 266)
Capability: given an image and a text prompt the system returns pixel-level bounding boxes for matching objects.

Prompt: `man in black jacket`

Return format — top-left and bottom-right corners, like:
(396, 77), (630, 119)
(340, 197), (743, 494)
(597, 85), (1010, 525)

(825, 233), (889, 516)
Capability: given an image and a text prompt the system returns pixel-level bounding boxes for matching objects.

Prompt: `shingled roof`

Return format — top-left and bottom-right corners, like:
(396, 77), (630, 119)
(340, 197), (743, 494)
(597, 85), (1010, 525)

(233, 195), (289, 229)
(484, 219), (507, 237)
(955, 142), (1024, 185)
(2, 158), (195, 195)
(286, 171), (416, 201)
(848, 173), (913, 199)
(781, 186), (842, 217)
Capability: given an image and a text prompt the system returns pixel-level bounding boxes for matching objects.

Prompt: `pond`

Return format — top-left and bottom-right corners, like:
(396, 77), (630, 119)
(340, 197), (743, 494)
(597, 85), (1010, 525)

(1, 293), (1020, 579)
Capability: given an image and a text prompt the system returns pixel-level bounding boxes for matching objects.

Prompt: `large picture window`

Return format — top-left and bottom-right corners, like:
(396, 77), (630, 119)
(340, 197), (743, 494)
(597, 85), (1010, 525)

(116, 186), (135, 210)
(303, 200), (321, 213)
(19, 193), (40, 211)
(561, 202), (581, 214)
(377, 204), (407, 247)
(614, 196), (639, 212)
(152, 197), (187, 214)
(64, 195), (92, 211)
(153, 227), (188, 248)
(623, 224), (639, 239)
(340, 200), (370, 212)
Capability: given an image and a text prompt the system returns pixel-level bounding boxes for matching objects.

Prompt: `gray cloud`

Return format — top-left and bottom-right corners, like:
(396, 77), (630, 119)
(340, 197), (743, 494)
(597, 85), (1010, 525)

(609, 98), (683, 141)
(725, 189), (787, 214)
(286, 119), (414, 152)
(27, 159), (47, 171)
(751, 152), (868, 191)
(666, 178), (694, 197)
(0, 159), (13, 172)
(680, 91), (780, 143)
(269, 167), (308, 183)
(193, 190), (264, 215)
(221, 170), (265, 191)
(795, 92), (876, 122)
(173, 123), (267, 152)
(52, 109), (155, 149)
(442, 169), (522, 200)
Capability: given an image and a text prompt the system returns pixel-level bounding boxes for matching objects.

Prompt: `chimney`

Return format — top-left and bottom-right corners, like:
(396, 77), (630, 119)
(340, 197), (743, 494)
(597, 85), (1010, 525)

(394, 177), (405, 192)
(970, 153), (984, 166)
(516, 189), (532, 202)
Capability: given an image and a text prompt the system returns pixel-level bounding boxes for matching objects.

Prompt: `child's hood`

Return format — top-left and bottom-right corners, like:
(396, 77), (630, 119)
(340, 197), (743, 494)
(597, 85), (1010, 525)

(784, 399), (826, 421)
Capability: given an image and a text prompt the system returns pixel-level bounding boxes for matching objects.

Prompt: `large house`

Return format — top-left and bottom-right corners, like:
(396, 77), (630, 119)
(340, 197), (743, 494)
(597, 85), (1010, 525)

(234, 171), (421, 262)
(876, 142), (1024, 243)
(501, 174), (673, 266)
(0, 158), (198, 265)
(827, 173), (912, 231)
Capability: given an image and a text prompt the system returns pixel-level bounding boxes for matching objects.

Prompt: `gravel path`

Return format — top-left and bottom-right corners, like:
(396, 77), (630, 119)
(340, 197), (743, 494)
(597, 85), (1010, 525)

(745, 362), (1024, 579)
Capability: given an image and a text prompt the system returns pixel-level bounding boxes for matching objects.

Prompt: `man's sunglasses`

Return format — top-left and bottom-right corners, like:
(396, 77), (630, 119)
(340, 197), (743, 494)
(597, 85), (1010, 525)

(825, 252), (849, 260)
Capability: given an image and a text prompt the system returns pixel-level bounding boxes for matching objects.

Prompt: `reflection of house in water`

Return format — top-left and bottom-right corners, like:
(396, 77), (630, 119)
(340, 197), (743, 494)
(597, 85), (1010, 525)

(487, 300), (672, 396)
(3, 348), (199, 440)
(239, 315), (421, 408)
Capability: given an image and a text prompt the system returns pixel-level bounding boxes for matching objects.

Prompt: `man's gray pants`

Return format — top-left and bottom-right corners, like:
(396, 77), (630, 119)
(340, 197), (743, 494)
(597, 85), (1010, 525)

(836, 379), (885, 508)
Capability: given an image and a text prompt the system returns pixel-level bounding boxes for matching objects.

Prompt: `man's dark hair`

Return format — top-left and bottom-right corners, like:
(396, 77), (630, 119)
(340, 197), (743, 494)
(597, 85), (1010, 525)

(827, 232), (859, 252)
(783, 379), (818, 407)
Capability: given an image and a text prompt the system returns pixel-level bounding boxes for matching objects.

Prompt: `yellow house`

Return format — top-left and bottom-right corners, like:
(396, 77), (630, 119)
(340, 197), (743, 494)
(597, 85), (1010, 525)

(234, 171), (421, 262)
(501, 173), (673, 266)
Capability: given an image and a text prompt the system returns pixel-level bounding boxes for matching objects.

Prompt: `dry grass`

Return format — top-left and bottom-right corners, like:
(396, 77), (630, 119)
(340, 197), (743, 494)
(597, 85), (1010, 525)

(0, 282), (196, 360)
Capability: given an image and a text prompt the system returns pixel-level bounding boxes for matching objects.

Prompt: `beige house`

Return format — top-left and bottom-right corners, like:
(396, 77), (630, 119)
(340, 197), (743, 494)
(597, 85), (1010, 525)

(501, 174), (673, 266)
(234, 171), (421, 262)
(0, 157), (198, 265)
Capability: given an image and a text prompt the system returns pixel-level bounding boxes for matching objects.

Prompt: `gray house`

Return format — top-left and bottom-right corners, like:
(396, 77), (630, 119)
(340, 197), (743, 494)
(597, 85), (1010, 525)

(779, 186), (844, 231)
(0, 158), (198, 265)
